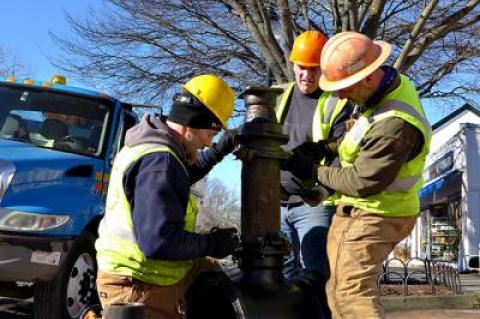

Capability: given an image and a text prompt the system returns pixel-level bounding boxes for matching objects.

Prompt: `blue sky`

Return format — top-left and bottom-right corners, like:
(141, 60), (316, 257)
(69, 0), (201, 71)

(0, 1), (102, 85)
(0, 1), (465, 198)
(0, 0), (242, 194)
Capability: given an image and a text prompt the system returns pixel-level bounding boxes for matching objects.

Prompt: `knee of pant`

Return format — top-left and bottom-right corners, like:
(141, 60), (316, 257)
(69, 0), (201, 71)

(302, 225), (329, 244)
(301, 226), (328, 259)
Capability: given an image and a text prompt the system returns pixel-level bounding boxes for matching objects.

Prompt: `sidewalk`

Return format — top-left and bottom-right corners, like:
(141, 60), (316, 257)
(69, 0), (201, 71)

(459, 271), (480, 293)
(387, 309), (480, 318)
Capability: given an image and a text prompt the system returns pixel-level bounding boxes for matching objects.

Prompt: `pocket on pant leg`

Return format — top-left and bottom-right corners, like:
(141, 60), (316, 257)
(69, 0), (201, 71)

(132, 279), (153, 304)
(96, 274), (134, 305)
(346, 212), (416, 244)
(342, 210), (369, 243)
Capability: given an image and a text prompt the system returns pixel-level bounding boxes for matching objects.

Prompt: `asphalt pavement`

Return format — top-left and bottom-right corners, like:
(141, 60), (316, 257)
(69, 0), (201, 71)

(0, 297), (33, 318)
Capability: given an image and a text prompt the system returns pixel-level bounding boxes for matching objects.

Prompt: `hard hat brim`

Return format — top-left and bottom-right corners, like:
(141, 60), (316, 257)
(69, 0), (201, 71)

(319, 40), (392, 92)
(291, 60), (321, 67)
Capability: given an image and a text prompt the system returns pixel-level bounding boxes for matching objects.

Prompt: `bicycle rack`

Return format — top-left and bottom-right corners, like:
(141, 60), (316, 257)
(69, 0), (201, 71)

(378, 257), (462, 296)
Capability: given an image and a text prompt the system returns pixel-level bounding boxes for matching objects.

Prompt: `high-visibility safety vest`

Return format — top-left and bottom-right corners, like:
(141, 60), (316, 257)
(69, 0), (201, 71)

(275, 82), (347, 142)
(276, 82), (347, 205)
(338, 75), (432, 217)
(96, 143), (198, 286)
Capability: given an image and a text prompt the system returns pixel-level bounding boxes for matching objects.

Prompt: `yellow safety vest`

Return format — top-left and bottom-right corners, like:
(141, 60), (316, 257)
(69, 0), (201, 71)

(338, 75), (432, 216)
(96, 143), (198, 286)
(275, 82), (347, 142)
(276, 82), (347, 205)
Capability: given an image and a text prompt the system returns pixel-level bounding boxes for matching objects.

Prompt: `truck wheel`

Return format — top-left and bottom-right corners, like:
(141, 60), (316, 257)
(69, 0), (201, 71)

(34, 232), (99, 319)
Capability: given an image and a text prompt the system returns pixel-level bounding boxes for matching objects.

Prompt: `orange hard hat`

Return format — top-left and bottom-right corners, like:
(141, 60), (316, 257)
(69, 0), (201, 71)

(289, 30), (328, 67)
(319, 31), (391, 91)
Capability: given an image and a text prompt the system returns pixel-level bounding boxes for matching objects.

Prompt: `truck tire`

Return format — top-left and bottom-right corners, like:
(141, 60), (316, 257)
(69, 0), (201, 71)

(34, 231), (99, 319)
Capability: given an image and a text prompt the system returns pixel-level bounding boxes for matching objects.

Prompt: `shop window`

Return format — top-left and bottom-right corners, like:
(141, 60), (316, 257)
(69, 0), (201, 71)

(423, 198), (461, 262)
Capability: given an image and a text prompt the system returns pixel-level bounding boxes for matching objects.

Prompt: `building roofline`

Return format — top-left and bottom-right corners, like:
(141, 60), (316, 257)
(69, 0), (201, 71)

(432, 103), (480, 131)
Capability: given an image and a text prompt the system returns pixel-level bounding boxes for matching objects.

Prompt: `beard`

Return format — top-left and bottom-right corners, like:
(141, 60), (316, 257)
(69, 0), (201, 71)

(350, 87), (372, 105)
(183, 131), (200, 165)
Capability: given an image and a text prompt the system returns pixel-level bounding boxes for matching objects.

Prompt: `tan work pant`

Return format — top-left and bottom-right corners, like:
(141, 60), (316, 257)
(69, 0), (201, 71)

(326, 205), (417, 319)
(96, 257), (220, 319)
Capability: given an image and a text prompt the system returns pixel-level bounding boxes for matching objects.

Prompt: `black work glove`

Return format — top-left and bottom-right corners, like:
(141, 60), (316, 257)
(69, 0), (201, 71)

(301, 184), (334, 207)
(292, 141), (329, 162)
(207, 227), (240, 259)
(291, 178), (333, 207)
(281, 149), (318, 180)
(211, 129), (237, 157)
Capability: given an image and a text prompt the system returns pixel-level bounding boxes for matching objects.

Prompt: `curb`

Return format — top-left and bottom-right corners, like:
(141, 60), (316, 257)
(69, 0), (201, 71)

(382, 293), (480, 312)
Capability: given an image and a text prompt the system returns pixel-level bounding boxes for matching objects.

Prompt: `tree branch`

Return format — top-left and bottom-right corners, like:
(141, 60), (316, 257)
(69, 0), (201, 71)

(394, 0), (439, 71)
(403, 0), (480, 69)
(361, 0), (388, 37)
(277, 0), (295, 80)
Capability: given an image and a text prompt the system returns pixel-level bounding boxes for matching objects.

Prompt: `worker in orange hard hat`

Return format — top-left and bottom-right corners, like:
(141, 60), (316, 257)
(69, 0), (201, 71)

(276, 30), (352, 318)
(282, 31), (431, 318)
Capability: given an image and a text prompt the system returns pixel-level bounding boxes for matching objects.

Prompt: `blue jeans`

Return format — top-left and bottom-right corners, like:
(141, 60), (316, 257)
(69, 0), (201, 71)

(280, 203), (335, 280)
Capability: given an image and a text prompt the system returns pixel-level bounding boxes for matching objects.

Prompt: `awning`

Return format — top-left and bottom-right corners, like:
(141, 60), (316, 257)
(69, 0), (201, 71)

(419, 170), (462, 209)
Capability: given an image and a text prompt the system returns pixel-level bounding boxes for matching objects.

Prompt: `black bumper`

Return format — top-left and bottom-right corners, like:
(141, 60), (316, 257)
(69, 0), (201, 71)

(0, 233), (74, 282)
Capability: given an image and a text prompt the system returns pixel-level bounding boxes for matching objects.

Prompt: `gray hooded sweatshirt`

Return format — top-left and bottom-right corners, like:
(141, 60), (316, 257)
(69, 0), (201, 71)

(121, 115), (225, 260)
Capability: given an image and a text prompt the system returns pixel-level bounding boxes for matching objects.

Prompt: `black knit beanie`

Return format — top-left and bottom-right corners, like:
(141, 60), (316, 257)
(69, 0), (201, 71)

(167, 91), (222, 130)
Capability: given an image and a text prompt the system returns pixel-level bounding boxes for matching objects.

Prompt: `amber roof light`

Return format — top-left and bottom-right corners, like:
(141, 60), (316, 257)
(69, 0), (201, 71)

(51, 75), (66, 85)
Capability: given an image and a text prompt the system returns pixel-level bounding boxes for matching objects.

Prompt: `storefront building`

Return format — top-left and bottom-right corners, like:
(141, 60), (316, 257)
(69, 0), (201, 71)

(406, 104), (480, 271)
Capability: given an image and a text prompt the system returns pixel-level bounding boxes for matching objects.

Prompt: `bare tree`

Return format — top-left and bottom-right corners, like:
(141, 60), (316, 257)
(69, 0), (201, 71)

(52, 0), (480, 106)
(196, 178), (240, 232)
(0, 46), (30, 78)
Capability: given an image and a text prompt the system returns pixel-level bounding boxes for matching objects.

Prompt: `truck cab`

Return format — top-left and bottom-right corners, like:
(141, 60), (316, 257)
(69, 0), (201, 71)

(0, 76), (137, 319)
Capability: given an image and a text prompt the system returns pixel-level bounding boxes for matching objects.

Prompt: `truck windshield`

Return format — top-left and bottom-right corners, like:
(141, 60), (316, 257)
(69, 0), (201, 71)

(0, 84), (110, 157)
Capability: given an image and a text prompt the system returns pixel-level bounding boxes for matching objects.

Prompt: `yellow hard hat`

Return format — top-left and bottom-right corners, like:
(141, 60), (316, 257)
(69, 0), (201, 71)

(289, 30), (328, 67)
(183, 75), (234, 128)
(319, 32), (391, 91)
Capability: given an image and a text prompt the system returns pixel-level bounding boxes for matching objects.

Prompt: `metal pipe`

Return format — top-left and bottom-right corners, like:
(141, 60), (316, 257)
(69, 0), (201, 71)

(236, 86), (289, 270)
(187, 86), (327, 318)
(231, 87), (308, 318)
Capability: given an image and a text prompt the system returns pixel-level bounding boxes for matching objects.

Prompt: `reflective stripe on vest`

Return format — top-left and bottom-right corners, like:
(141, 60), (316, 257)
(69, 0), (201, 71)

(276, 82), (347, 205)
(96, 143), (198, 286)
(344, 100), (429, 192)
(347, 100), (432, 145)
(338, 75), (431, 216)
(275, 82), (347, 142)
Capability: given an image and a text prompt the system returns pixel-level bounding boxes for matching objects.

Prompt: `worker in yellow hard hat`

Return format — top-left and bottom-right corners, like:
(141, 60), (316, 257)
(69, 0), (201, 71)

(95, 74), (240, 318)
(275, 30), (352, 318)
(283, 31), (431, 318)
